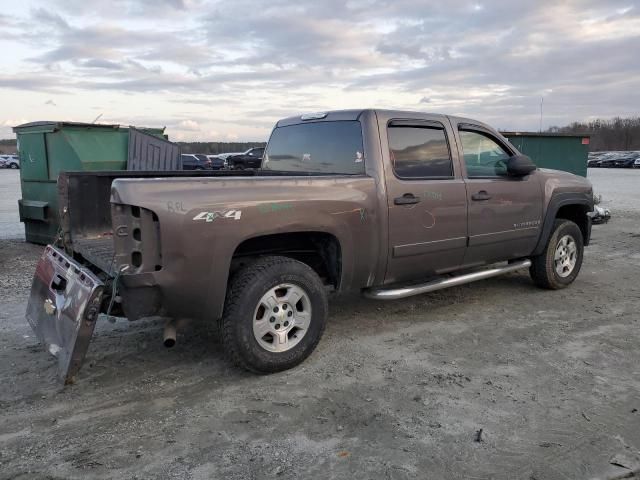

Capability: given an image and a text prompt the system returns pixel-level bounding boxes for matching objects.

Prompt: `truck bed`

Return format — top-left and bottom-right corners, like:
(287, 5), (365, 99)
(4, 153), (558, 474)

(58, 170), (334, 276)
(73, 237), (116, 274)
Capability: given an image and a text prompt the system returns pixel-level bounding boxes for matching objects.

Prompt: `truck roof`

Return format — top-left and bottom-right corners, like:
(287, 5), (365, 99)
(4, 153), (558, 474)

(275, 109), (491, 130)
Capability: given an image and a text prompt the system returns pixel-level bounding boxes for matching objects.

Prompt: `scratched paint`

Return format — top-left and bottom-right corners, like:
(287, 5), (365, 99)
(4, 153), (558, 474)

(422, 210), (436, 228)
(331, 208), (366, 222)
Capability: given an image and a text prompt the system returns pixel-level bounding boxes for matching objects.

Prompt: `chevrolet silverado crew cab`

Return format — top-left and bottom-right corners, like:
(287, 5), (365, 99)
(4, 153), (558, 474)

(26, 109), (593, 382)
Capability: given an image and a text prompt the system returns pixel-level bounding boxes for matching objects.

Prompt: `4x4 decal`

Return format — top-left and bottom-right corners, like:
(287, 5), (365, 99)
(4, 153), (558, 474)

(193, 210), (242, 222)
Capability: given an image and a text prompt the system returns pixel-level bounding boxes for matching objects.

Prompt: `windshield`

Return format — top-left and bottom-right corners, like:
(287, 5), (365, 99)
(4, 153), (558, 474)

(263, 121), (365, 174)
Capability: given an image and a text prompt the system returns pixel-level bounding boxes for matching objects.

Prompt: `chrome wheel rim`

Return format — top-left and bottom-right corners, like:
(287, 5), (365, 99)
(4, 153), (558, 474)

(554, 234), (577, 277)
(252, 283), (312, 352)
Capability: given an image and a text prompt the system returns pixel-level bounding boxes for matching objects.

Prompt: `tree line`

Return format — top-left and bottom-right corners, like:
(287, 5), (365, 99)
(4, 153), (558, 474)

(0, 139), (17, 155)
(546, 117), (640, 151)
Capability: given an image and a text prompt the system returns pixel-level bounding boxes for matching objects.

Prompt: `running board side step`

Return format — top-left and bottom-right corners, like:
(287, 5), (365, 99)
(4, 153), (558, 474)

(363, 259), (532, 300)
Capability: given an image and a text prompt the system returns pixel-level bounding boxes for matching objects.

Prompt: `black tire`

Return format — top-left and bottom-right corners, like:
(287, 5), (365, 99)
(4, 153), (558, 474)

(221, 256), (328, 373)
(10, 163), (18, 169)
(530, 219), (584, 289)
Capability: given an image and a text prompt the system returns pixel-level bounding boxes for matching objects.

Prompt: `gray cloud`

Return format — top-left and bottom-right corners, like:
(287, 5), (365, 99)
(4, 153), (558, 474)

(31, 7), (70, 30)
(1, 0), (639, 134)
(48, 0), (198, 17)
(79, 59), (125, 70)
(0, 74), (70, 93)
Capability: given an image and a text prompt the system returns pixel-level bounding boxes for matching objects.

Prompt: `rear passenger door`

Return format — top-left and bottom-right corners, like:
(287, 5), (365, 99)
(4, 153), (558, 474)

(380, 115), (468, 285)
(454, 123), (542, 266)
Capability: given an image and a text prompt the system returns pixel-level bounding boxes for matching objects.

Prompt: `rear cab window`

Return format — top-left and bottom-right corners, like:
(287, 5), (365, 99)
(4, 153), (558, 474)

(263, 121), (365, 174)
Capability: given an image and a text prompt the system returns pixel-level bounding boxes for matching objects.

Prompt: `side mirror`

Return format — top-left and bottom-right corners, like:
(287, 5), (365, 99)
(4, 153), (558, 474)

(507, 154), (536, 176)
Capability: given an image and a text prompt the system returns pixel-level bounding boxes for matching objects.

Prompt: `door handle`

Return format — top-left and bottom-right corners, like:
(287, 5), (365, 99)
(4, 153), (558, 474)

(394, 193), (421, 205)
(471, 190), (492, 201)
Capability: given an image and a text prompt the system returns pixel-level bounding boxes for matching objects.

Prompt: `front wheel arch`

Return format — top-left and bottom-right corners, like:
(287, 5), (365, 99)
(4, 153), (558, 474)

(533, 194), (592, 256)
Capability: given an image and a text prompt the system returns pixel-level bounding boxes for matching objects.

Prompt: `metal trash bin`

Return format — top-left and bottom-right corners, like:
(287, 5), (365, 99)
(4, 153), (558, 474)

(502, 131), (590, 177)
(13, 122), (172, 244)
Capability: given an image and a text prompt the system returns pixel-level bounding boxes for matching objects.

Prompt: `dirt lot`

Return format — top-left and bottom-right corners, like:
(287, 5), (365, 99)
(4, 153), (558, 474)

(1, 168), (639, 480)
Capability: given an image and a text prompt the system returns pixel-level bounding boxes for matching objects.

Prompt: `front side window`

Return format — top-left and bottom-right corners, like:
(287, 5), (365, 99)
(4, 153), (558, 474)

(388, 125), (453, 178)
(263, 121), (365, 174)
(460, 130), (511, 177)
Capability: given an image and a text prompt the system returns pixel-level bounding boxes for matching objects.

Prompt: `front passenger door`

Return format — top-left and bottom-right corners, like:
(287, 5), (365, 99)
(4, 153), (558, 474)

(457, 126), (542, 267)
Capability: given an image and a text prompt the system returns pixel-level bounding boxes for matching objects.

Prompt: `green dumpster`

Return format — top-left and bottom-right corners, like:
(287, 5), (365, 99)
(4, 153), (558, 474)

(13, 122), (166, 245)
(502, 132), (590, 178)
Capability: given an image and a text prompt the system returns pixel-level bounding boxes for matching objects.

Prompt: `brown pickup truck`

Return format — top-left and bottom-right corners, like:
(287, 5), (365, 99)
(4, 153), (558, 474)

(26, 109), (594, 382)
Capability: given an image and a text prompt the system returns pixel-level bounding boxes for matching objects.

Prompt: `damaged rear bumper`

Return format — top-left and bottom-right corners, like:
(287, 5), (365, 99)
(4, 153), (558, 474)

(26, 245), (104, 384)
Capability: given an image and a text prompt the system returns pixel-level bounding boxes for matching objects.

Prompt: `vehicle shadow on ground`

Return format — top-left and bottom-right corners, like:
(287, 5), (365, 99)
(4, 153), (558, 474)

(69, 271), (538, 387)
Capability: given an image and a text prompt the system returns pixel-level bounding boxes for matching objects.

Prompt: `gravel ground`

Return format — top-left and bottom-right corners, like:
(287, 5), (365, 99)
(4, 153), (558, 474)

(0, 168), (639, 480)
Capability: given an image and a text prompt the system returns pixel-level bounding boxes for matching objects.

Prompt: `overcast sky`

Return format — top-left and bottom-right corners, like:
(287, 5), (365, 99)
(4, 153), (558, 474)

(0, 0), (638, 141)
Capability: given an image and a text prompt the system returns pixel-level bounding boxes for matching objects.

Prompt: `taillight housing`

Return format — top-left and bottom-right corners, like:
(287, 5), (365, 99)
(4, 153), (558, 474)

(112, 204), (163, 274)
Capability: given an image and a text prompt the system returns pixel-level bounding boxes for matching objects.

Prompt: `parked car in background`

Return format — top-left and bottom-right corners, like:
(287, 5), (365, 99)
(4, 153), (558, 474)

(634, 158), (640, 169)
(1, 154), (20, 169)
(227, 147), (265, 169)
(206, 154), (228, 170)
(587, 154), (604, 168)
(181, 154), (212, 170)
(620, 153), (640, 168)
(215, 151), (244, 161)
(588, 151), (640, 168)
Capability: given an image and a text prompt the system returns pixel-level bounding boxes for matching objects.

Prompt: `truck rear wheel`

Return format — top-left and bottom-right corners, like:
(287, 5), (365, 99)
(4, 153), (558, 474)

(221, 256), (328, 373)
(529, 219), (584, 289)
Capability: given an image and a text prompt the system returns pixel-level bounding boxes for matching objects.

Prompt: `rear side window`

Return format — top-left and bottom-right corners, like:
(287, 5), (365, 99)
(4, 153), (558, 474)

(263, 121), (365, 174)
(388, 125), (453, 178)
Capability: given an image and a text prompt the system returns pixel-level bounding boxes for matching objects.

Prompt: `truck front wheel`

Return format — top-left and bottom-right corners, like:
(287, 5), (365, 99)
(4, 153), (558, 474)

(221, 256), (328, 373)
(529, 219), (584, 289)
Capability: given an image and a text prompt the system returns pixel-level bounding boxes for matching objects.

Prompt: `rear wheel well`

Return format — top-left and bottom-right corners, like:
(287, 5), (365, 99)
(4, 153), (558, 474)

(556, 204), (590, 244)
(230, 232), (341, 289)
